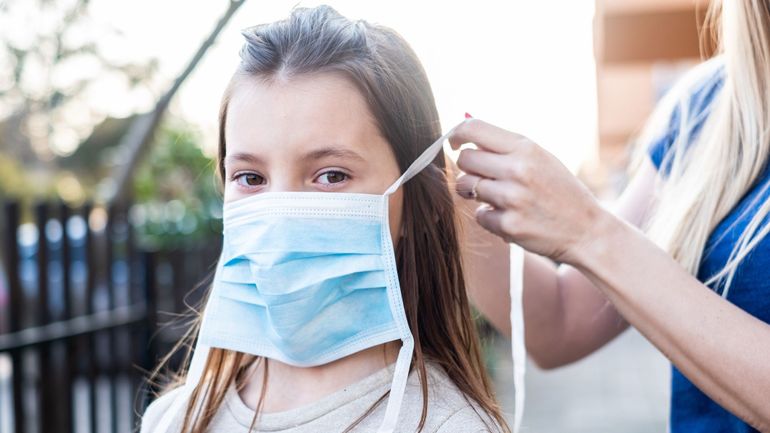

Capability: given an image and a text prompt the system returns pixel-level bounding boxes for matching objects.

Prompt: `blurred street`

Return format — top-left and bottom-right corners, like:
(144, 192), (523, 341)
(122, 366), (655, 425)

(492, 328), (670, 432)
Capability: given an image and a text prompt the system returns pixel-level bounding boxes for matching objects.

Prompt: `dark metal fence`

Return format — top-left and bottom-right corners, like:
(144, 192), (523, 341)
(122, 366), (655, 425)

(0, 200), (221, 433)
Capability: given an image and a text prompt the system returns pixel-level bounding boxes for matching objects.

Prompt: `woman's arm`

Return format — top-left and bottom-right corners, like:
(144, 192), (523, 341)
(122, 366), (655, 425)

(455, 142), (658, 369)
(451, 118), (770, 430)
(575, 202), (770, 431)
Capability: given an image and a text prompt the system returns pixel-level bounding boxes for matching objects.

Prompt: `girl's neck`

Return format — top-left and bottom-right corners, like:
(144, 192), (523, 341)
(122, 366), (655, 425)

(238, 342), (400, 413)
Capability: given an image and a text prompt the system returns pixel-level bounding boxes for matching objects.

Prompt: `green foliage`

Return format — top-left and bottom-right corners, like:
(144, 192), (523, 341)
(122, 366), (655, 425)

(131, 119), (222, 249)
(0, 115), (223, 249)
(0, 153), (32, 196)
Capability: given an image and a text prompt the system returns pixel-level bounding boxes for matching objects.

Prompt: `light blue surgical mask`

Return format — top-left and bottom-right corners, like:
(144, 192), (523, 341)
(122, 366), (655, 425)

(152, 122), (527, 433)
(205, 204), (402, 365)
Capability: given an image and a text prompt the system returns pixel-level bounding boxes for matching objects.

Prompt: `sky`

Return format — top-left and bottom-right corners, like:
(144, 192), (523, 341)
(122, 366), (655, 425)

(77, 0), (598, 171)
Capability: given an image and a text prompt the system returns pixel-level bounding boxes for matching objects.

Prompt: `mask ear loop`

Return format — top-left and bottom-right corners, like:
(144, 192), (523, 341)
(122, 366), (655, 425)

(383, 125), (458, 197)
(374, 337), (414, 433)
(377, 125), (458, 432)
(510, 244), (526, 433)
(383, 123), (528, 432)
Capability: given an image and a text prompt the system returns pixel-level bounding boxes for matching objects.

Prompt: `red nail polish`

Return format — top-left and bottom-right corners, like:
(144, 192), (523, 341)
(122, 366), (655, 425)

(464, 112), (473, 119)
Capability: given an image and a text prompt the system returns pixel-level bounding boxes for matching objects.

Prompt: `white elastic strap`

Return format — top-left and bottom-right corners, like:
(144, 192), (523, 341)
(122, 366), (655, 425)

(375, 337), (415, 433)
(383, 125), (458, 196)
(509, 243), (526, 433)
(187, 344), (210, 382)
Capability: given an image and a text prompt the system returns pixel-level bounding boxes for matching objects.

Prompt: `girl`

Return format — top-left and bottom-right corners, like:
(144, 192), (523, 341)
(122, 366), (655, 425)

(454, 0), (770, 431)
(141, 5), (509, 433)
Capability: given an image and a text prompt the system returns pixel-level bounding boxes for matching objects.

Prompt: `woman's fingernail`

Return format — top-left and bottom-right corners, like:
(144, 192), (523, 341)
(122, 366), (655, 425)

(465, 112), (473, 119)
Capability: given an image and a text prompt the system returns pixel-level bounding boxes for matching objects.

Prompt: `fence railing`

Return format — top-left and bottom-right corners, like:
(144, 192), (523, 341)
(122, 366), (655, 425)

(0, 200), (221, 433)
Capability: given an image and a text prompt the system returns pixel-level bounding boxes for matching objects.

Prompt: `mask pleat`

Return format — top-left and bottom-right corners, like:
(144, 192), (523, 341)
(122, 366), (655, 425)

(203, 286), (398, 364)
(218, 254), (385, 287)
(250, 254), (385, 294)
(224, 216), (382, 259)
(217, 268), (387, 307)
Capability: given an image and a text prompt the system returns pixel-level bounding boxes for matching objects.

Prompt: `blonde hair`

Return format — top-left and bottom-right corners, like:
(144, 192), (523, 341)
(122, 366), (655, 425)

(642, 0), (770, 296)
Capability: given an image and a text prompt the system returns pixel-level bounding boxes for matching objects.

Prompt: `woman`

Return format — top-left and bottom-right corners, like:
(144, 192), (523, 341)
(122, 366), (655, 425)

(455, 1), (770, 431)
(141, 6), (507, 433)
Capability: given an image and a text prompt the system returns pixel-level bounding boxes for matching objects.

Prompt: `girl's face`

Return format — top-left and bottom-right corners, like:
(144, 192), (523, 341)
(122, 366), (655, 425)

(222, 73), (404, 243)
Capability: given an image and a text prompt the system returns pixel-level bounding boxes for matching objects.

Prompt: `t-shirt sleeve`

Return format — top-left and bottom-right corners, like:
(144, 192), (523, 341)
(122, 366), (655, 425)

(646, 105), (681, 174)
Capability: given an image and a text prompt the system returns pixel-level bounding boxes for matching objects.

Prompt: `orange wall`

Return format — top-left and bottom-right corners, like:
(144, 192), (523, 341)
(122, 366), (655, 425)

(591, 0), (710, 194)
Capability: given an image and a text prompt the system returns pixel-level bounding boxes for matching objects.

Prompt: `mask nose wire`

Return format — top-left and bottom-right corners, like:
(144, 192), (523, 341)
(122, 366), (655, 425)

(383, 124), (459, 197)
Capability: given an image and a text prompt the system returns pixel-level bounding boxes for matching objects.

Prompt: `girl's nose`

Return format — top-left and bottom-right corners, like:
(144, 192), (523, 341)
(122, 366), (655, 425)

(264, 174), (306, 193)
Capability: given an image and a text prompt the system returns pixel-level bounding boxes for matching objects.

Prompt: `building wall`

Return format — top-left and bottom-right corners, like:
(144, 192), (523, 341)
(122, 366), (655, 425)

(588, 0), (712, 198)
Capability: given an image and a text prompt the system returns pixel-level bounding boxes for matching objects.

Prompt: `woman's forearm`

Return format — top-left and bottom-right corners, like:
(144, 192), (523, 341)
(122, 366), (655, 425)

(460, 218), (630, 368)
(534, 258), (631, 368)
(573, 211), (770, 431)
(521, 253), (629, 368)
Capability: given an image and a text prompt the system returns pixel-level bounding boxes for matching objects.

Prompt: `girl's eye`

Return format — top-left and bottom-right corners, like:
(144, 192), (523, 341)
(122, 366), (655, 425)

(234, 172), (266, 187)
(316, 171), (349, 185)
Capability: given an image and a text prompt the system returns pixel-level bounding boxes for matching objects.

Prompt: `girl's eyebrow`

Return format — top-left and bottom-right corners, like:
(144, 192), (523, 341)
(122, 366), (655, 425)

(224, 152), (265, 166)
(224, 146), (366, 166)
(301, 146), (366, 163)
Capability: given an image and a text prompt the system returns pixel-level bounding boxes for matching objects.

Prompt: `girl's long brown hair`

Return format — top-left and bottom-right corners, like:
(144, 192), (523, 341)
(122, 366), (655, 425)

(151, 5), (510, 432)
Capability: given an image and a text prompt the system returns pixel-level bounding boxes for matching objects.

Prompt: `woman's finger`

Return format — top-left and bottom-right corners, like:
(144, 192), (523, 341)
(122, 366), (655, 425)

(473, 179), (524, 210)
(456, 174), (520, 211)
(474, 205), (513, 240)
(455, 173), (482, 199)
(448, 118), (526, 154)
(457, 148), (516, 180)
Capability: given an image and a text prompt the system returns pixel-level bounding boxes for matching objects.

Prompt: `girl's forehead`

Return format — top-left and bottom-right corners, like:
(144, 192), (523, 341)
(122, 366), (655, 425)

(224, 73), (390, 159)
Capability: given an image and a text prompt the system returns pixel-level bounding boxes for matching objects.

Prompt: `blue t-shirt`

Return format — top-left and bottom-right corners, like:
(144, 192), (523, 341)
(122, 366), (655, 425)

(647, 57), (770, 433)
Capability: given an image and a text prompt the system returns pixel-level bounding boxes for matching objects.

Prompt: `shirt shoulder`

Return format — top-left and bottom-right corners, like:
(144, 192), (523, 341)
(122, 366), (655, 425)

(645, 56), (725, 174)
(139, 386), (186, 433)
(434, 405), (498, 433)
(400, 363), (501, 433)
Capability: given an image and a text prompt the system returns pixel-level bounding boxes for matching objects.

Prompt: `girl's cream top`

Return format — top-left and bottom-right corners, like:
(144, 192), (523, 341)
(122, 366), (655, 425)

(140, 362), (500, 433)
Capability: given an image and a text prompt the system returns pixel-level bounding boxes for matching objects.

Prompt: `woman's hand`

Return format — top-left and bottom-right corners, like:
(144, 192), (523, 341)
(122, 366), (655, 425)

(449, 118), (610, 265)
(448, 118), (770, 429)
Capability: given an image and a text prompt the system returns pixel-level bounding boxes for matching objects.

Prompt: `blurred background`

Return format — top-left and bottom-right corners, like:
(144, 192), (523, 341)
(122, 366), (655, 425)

(0, 0), (712, 432)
